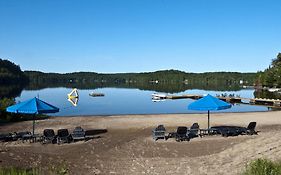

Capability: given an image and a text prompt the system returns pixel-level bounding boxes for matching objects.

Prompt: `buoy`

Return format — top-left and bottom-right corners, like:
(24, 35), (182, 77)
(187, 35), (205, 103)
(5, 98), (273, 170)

(68, 88), (79, 99)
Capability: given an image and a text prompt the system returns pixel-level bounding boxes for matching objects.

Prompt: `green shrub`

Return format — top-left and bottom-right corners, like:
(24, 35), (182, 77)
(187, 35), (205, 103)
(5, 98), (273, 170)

(243, 158), (281, 175)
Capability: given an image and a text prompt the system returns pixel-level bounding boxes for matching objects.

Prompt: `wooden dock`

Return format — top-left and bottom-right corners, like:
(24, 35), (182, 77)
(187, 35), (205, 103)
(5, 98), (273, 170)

(250, 98), (281, 107)
(166, 94), (242, 103)
(166, 94), (203, 100)
(164, 94), (281, 107)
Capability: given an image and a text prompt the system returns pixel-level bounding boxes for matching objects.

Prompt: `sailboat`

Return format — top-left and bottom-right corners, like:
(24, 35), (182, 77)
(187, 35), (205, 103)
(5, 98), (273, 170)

(68, 88), (79, 99)
(68, 97), (79, 106)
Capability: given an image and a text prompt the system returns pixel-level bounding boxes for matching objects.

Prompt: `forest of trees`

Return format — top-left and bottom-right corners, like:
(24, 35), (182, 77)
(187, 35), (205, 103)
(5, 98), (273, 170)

(0, 58), (28, 84)
(5, 56), (281, 91)
(0, 59), (28, 122)
(0, 58), (258, 94)
(24, 69), (256, 89)
(0, 59), (29, 98)
(256, 53), (281, 88)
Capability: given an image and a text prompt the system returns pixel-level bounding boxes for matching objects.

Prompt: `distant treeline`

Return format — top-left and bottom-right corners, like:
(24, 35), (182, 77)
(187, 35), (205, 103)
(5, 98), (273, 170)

(24, 79), (245, 93)
(24, 70), (256, 89)
(256, 53), (281, 88)
(0, 58), (257, 95)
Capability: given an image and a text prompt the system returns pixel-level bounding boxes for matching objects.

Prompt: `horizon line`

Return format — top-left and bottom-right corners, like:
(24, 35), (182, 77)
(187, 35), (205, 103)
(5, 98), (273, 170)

(24, 69), (258, 74)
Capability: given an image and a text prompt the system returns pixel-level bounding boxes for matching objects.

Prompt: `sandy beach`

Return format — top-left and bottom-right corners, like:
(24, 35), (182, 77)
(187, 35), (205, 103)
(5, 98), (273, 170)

(1, 111), (281, 175)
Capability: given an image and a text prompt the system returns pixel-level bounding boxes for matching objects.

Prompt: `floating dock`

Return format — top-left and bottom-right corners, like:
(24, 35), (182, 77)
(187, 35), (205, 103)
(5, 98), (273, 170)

(166, 94), (202, 100)
(89, 92), (105, 97)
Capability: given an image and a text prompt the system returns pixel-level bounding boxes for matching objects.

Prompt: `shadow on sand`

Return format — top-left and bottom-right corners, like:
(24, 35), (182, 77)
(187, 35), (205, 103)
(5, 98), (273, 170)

(84, 129), (108, 140)
(0, 114), (50, 126)
(85, 129), (108, 136)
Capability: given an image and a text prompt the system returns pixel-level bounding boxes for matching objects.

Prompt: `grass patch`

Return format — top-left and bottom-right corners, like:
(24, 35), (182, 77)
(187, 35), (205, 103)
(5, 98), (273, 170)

(0, 163), (68, 175)
(243, 158), (281, 175)
(0, 167), (40, 175)
(48, 161), (68, 175)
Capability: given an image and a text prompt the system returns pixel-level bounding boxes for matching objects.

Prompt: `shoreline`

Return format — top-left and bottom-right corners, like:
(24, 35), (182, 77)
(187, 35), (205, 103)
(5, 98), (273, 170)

(14, 110), (281, 131)
(49, 109), (275, 118)
(1, 111), (281, 174)
(2, 110), (281, 134)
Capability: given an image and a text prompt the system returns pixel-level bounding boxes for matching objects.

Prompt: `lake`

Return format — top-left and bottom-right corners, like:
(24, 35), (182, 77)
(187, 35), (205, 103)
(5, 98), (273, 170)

(15, 87), (271, 116)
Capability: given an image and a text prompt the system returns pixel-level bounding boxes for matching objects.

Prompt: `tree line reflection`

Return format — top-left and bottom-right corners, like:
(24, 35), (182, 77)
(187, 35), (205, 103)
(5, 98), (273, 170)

(1, 81), (281, 99)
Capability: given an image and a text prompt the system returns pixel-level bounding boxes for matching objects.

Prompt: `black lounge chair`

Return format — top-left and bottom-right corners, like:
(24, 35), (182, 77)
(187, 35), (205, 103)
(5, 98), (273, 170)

(0, 133), (8, 142)
(175, 126), (189, 142)
(16, 131), (33, 142)
(209, 126), (240, 137)
(71, 126), (86, 142)
(187, 123), (200, 138)
(220, 127), (239, 137)
(239, 122), (257, 135)
(210, 122), (257, 137)
(152, 125), (166, 141)
(42, 129), (56, 144)
(57, 129), (72, 144)
(0, 133), (17, 142)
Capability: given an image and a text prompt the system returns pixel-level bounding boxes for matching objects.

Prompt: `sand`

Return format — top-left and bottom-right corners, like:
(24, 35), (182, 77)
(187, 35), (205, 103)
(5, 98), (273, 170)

(1, 111), (281, 175)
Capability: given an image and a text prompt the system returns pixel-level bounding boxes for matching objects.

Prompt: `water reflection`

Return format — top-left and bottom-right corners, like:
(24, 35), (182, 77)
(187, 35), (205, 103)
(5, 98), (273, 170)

(2, 81), (281, 101)
(1, 81), (248, 99)
(0, 84), (24, 98)
(2, 82), (281, 100)
(25, 81), (243, 93)
(67, 97), (79, 107)
(14, 87), (271, 116)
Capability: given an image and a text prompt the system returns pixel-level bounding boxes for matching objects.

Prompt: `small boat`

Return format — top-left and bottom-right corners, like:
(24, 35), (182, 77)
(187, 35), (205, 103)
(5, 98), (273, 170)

(152, 93), (167, 100)
(152, 99), (166, 102)
(89, 92), (105, 97)
(268, 88), (281, 92)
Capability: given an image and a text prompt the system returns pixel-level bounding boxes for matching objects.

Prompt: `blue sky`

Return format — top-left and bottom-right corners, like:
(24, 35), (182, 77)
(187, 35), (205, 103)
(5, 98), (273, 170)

(0, 0), (280, 73)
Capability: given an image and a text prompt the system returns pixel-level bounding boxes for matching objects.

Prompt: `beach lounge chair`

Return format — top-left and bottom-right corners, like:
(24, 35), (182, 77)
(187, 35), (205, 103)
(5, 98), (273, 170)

(16, 131), (32, 142)
(209, 126), (240, 137)
(175, 126), (190, 142)
(152, 125), (166, 141)
(71, 126), (86, 142)
(42, 129), (56, 144)
(0, 133), (7, 142)
(57, 129), (72, 144)
(0, 133), (17, 142)
(220, 127), (239, 137)
(187, 123), (200, 138)
(239, 122), (257, 135)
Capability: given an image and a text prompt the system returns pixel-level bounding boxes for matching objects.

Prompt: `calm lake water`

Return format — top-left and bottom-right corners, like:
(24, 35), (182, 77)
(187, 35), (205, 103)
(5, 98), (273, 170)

(15, 87), (270, 116)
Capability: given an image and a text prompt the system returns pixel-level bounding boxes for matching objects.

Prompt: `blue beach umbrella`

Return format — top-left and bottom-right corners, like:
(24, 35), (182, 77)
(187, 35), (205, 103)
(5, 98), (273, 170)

(188, 94), (231, 130)
(6, 97), (59, 135)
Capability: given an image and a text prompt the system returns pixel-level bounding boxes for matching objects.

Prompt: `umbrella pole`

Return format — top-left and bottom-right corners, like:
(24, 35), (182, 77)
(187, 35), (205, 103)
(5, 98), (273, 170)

(32, 114), (35, 135)
(208, 110), (210, 133)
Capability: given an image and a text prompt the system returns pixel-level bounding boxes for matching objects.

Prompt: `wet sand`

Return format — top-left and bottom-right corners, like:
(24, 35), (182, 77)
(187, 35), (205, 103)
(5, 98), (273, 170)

(1, 111), (281, 174)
